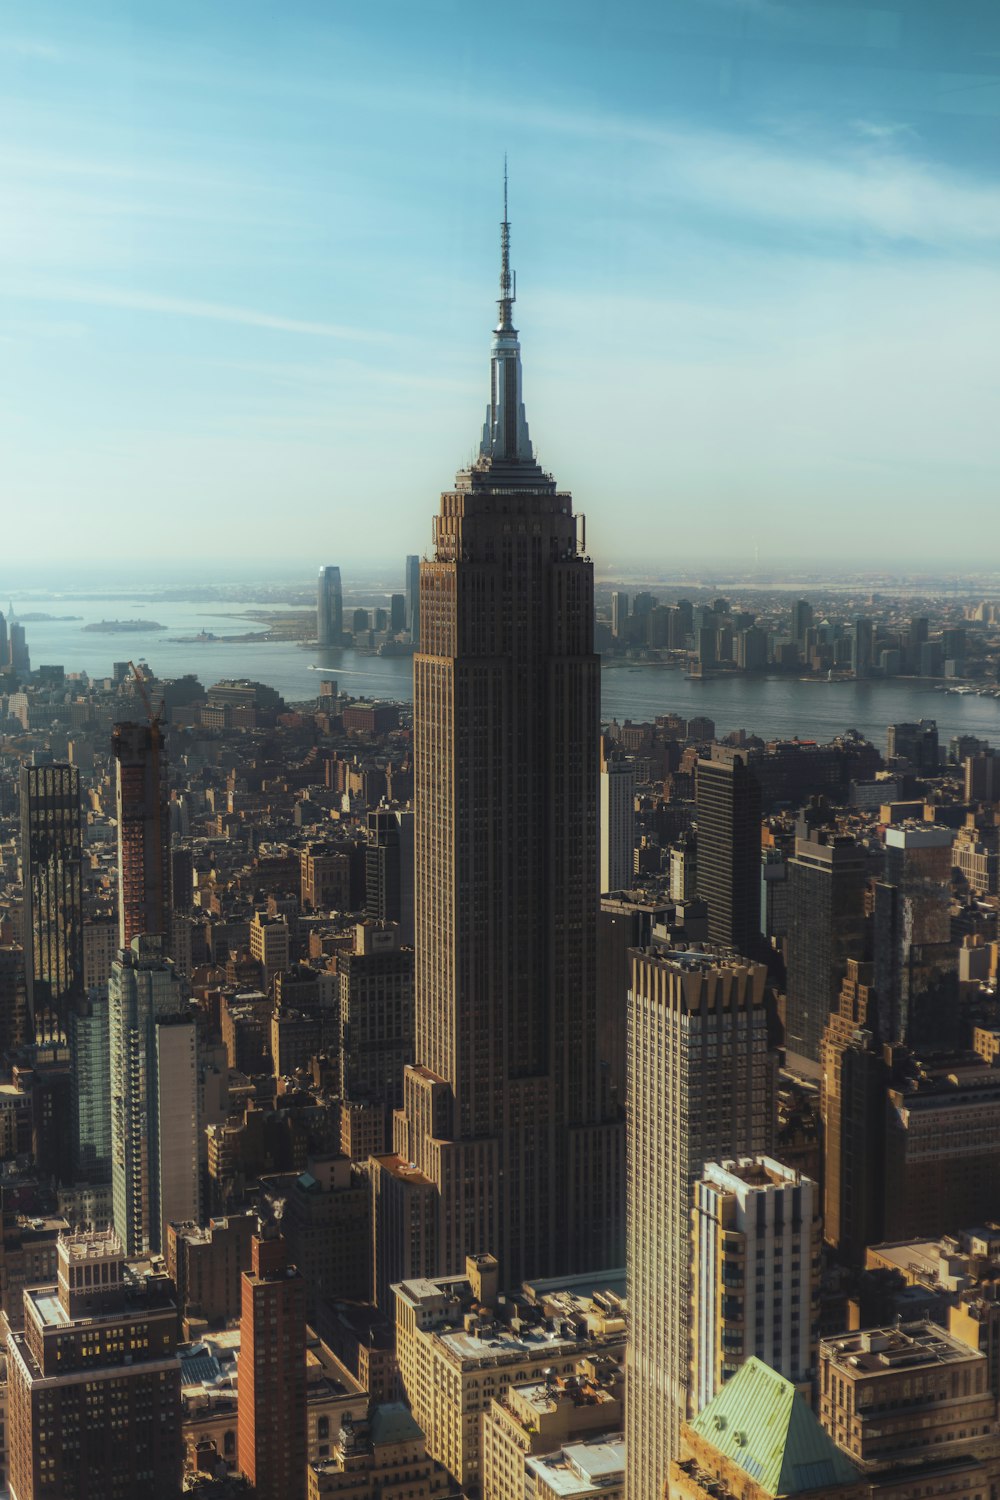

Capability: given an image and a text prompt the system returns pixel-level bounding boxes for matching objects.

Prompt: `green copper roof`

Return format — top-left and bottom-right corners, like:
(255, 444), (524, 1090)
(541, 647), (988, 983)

(689, 1359), (860, 1497)
(369, 1402), (424, 1447)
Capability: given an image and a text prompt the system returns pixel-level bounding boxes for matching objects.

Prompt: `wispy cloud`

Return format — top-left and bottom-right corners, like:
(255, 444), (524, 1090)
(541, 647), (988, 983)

(0, 37), (60, 60)
(10, 282), (389, 343)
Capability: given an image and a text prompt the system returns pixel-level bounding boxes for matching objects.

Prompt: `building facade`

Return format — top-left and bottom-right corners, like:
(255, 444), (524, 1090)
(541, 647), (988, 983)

(785, 829), (869, 1069)
(600, 739), (636, 894)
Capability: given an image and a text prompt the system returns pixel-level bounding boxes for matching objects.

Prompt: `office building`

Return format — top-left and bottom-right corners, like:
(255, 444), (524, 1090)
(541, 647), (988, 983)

(391, 196), (623, 1287)
(669, 1358), (864, 1500)
(966, 749), (1000, 803)
(480, 1360), (623, 1500)
(790, 598), (813, 647)
(338, 921), (414, 1121)
(886, 718), (939, 770)
(626, 949), (777, 1498)
(110, 935), (199, 1256)
(365, 809), (414, 945)
(819, 960), (886, 1265)
(237, 1229), (307, 1500)
(301, 843), (351, 913)
(250, 910), (290, 993)
(20, 762), (83, 1039)
(819, 1322), (1000, 1494)
(599, 738), (635, 893)
(884, 1059), (1000, 1240)
(851, 617), (874, 678)
(873, 824), (956, 1050)
(394, 1255), (626, 1494)
(166, 1212), (256, 1333)
(3, 1227), (182, 1499)
(82, 915), (116, 989)
(309, 1403), (458, 1500)
(113, 719), (171, 955)
(694, 751), (762, 956)
(68, 983), (112, 1184)
(318, 565), (344, 648)
(280, 1156), (371, 1316)
(405, 553), (421, 647)
(691, 1156), (819, 1414)
(784, 829), (869, 1069)
(610, 591), (629, 639)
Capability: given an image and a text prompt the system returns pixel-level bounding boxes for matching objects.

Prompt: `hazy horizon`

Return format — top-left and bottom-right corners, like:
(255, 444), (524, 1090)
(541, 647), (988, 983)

(3, 0), (999, 571)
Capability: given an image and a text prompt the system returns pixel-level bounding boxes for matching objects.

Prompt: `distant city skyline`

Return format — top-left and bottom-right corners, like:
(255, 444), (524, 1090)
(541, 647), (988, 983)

(3, 0), (999, 569)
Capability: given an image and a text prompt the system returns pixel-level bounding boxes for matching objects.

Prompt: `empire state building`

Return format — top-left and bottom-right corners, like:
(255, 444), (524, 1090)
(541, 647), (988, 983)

(387, 191), (624, 1288)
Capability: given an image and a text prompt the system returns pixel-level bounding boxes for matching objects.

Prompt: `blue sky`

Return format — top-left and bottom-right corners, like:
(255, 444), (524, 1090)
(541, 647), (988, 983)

(2, 0), (998, 573)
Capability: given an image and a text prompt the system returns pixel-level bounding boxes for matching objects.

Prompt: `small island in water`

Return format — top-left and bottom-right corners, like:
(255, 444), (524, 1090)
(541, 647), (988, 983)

(83, 619), (167, 633)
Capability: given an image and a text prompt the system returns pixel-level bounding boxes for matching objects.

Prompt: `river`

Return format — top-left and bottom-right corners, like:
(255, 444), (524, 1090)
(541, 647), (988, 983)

(11, 593), (1000, 752)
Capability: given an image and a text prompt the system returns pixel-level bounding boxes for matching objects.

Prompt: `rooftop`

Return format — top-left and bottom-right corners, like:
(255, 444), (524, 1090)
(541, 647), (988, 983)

(525, 1435), (625, 1496)
(821, 1321), (982, 1376)
(687, 1358), (860, 1497)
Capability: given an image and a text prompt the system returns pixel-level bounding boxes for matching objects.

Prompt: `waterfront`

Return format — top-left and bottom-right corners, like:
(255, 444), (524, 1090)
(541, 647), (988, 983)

(10, 592), (1000, 752)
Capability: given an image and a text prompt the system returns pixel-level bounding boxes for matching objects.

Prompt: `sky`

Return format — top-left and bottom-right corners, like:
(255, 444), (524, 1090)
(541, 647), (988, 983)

(2, 0), (999, 575)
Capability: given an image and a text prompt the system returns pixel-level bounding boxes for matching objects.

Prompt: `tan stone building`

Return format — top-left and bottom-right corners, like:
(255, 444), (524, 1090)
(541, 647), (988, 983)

(308, 1402), (459, 1498)
(669, 1357), (865, 1500)
(481, 1359), (623, 1500)
(394, 1255), (626, 1493)
(819, 1321), (1000, 1495)
(626, 950), (777, 1499)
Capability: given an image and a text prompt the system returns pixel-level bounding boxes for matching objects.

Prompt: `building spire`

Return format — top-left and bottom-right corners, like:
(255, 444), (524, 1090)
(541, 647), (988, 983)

(480, 162), (533, 464)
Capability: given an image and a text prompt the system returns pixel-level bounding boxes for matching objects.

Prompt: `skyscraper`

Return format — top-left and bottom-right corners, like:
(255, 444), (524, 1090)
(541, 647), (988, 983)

(405, 553), (420, 646)
(784, 828), (869, 1070)
(68, 983), (112, 1184)
(851, 616), (874, 678)
(695, 751), (762, 956)
(20, 762), (84, 1040)
(599, 736), (636, 892)
(237, 1229), (307, 1500)
(113, 719), (171, 953)
(0, 606), (7, 667)
(3, 1228), (183, 1499)
(626, 949), (777, 1499)
(391, 187), (624, 1287)
(318, 564), (344, 647)
(110, 936), (198, 1256)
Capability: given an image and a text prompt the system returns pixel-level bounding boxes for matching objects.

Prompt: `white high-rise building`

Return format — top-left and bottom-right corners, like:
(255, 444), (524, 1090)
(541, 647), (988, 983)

(110, 936), (198, 1255)
(600, 738), (635, 893)
(692, 1155), (820, 1416)
(626, 949), (776, 1500)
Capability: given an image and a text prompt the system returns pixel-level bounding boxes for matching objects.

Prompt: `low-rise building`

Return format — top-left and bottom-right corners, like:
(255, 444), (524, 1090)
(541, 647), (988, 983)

(308, 1402), (459, 1498)
(819, 1321), (1000, 1495)
(481, 1359), (623, 1500)
(395, 1254), (627, 1493)
(669, 1357), (864, 1500)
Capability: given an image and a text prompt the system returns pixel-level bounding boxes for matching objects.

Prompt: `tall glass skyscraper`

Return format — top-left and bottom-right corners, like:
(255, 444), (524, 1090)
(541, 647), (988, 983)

(317, 564), (343, 647)
(404, 553), (420, 647)
(20, 763), (84, 1040)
